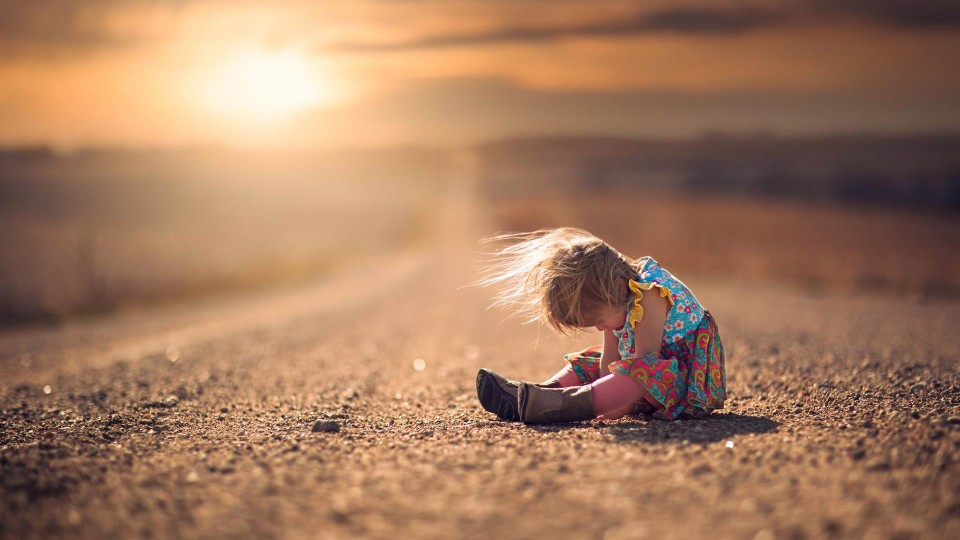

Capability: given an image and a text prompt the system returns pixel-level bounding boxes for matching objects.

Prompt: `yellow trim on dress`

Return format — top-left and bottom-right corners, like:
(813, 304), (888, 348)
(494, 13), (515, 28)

(627, 279), (675, 328)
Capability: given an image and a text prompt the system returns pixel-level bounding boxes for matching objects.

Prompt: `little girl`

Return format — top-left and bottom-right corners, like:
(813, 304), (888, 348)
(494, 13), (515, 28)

(476, 228), (726, 423)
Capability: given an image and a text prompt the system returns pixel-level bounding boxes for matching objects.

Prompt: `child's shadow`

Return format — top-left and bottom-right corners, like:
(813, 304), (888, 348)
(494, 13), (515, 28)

(530, 412), (779, 445)
(613, 413), (779, 445)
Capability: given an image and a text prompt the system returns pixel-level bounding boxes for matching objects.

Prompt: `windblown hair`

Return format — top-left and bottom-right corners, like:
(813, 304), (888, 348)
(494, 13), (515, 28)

(478, 228), (638, 335)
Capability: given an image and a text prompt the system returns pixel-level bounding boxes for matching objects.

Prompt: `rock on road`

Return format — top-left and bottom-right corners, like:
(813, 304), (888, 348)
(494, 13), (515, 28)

(2, 153), (960, 539)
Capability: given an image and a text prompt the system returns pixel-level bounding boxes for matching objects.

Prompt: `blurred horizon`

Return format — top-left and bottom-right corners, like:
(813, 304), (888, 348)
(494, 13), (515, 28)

(4, 128), (960, 154)
(2, 0), (959, 150)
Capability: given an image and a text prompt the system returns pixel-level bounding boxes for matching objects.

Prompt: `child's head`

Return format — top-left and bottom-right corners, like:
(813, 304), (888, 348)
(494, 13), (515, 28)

(480, 228), (638, 334)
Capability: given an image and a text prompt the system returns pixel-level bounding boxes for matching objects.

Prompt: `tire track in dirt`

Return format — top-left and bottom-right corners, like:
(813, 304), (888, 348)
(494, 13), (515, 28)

(0, 149), (488, 388)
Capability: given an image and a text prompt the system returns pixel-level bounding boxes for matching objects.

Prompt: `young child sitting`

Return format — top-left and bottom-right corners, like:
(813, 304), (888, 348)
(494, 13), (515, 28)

(476, 228), (726, 423)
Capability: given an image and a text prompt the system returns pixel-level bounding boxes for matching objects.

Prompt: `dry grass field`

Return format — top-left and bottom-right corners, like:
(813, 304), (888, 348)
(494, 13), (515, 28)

(0, 149), (447, 324)
(491, 193), (960, 298)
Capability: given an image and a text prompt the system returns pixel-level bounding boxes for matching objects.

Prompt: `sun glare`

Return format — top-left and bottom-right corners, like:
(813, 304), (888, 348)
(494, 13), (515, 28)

(202, 49), (330, 121)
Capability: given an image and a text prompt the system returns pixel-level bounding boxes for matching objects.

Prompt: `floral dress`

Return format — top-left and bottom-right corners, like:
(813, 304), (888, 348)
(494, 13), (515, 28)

(564, 257), (726, 420)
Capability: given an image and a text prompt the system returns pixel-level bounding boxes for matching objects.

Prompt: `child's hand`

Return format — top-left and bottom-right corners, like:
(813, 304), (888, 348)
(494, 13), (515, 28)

(595, 403), (633, 421)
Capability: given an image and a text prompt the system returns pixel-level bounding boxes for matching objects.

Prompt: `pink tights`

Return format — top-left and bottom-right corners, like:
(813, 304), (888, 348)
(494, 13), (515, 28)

(544, 365), (583, 388)
(543, 366), (647, 418)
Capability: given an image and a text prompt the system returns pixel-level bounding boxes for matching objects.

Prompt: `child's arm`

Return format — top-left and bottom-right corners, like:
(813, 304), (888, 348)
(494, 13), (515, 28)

(598, 329), (620, 375)
(632, 288), (671, 356)
(599, 289), (670, 376)
(595, 291), (671, 421)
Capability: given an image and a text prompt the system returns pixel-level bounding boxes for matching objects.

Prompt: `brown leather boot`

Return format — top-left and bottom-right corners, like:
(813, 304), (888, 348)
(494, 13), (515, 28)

(517, 382), (595, 424)
(476, 369), (561, 421)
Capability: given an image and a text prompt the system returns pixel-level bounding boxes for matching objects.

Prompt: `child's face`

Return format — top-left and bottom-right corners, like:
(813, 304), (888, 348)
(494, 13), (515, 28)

(584, 304), (627, 332)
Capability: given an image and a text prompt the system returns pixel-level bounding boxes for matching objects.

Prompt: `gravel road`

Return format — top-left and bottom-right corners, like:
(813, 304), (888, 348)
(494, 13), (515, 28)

(2, 156), (959, 539)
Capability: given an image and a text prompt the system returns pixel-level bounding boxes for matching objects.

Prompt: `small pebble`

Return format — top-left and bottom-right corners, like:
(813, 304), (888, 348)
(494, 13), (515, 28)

(691, 463), (713, 476)
(754, 529), (774, 540)
(725, 440), (735, 449)
(412, 358), (427, 372)
(43, 385), (52, 395)
(312, 420), (341, 433)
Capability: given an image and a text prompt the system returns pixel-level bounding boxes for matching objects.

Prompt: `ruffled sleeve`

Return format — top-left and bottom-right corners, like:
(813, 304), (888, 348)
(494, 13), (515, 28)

(627, 279), (675, 328)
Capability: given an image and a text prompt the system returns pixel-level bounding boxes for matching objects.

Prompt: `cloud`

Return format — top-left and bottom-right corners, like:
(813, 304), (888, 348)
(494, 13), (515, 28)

(297, 77), (960, 146)
(3, 1), (957, 60)
(323, 1), (960, 53)
(807, 0), (960, 28)
(324, 7), (787, 52)
(0, 0), (186, 58)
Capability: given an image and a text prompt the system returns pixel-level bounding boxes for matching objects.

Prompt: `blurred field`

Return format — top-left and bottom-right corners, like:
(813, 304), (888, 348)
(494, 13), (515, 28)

(476, 135), (960, 211)
(0, 148), (448, 324)
(491, 193), (960, 298)
(3, 135), (959, 327)
(481, 134), (960, 302)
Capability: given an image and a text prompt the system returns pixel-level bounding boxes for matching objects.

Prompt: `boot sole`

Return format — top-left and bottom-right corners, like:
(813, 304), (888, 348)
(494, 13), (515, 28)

(476, 369), (520, 421)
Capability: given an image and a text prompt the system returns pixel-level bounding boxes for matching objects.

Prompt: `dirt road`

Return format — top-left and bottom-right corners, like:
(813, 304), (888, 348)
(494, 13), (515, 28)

(2, 154), (959, 539)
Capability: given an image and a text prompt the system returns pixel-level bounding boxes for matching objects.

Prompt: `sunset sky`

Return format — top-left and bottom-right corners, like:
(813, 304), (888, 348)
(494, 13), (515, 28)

(1, 0), (958, 149)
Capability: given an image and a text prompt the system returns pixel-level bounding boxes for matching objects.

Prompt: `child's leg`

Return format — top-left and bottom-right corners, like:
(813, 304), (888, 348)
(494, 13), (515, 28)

(590, 373), (650, 420)
(540, 365), (582, 388)
(519, 366), (660, 423)
(519, 372), (655, 423)
(560, 346), (604, 386)
(476, 363), (583, 421)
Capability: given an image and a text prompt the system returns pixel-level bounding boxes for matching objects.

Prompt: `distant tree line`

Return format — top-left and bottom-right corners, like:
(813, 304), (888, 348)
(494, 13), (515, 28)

(476, 134), (960, 211)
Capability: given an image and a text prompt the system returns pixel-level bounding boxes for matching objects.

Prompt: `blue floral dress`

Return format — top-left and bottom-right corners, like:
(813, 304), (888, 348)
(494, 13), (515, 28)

(564, 257), (726, 420)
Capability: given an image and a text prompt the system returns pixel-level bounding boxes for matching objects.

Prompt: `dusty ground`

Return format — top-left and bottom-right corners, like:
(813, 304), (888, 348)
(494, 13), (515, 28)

(2, 158), (960, 539)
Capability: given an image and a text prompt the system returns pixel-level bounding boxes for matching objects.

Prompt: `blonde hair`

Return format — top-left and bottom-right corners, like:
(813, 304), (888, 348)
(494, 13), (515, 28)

(479, 228), (638, 334)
